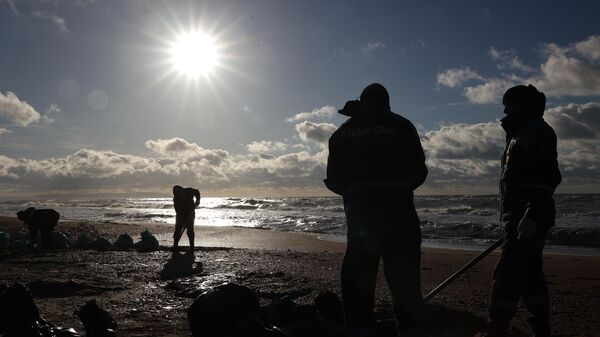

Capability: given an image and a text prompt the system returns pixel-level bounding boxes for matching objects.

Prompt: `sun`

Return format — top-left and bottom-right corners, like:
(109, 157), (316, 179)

(169, 31), (220, 78)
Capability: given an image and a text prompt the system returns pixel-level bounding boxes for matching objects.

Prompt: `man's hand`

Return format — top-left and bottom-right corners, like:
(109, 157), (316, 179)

(517, 216), (537, 240)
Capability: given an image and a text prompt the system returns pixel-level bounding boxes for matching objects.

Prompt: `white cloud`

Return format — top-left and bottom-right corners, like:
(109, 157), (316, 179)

(4, 0), (18, 15)
(574, 35), (600, 61)
(436, 68), (484, 88)
(0, 128), (11, 136)
(463, 76), (521, 104)
(42, 103), (61, 123)
(439, 36), (600, 104)
(0, 137), (331, 195)
(2, 106), (600, 195)
(145, 138), (229, 166)
(32, 11), (69, 34)
(545, 103), (600, 140)
(245, 140), (288, 154)
(421, 122), (503, 179)
(232, 150), (326, 180)
(286, 105), (336, 122)
(0, 91), (41, 126)
(294, 121), (337, 146)
(489, 47), (535, 72)
(422, 122), (504, 160)
(530, 43), (600, 97)
(420, 104), (600, 188)
(361, 41), (386, 54)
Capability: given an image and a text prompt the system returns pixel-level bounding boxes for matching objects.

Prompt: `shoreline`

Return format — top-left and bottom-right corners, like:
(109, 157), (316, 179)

(1, 217), (599, 336)
(14, 215), (600, 257)
(3, 215), (599, 256)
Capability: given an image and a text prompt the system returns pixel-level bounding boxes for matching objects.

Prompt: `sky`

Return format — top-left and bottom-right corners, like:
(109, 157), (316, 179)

(0, 0), (599, 198)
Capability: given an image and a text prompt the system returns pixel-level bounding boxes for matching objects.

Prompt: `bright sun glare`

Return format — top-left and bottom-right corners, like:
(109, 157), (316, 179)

(170, 31), (219, 78)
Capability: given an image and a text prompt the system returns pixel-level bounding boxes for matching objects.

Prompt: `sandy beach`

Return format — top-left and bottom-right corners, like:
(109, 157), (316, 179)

(0, 216), (599, 336)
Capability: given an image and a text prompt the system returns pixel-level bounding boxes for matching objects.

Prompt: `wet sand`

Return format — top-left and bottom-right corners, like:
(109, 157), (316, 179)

(1, 216), (599, 336)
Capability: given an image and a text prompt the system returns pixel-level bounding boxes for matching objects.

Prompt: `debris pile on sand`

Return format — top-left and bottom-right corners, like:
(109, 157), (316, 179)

(0, 224), (158, 253)
(134, 229), (160, 252)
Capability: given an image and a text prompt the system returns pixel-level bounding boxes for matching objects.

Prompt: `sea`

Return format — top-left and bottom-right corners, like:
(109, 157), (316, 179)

(1, 194), (599, 255)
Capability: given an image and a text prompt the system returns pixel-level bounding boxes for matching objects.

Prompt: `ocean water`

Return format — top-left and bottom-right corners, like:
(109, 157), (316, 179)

(1, 195), (599, 254)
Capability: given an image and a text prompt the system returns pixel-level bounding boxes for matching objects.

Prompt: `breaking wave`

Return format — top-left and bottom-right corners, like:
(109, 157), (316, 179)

(1, 194), (599, 250)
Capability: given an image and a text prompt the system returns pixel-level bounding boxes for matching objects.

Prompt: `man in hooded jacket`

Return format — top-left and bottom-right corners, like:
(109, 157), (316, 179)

(487, 85), (561, 337)
(325, 83), (428, 336)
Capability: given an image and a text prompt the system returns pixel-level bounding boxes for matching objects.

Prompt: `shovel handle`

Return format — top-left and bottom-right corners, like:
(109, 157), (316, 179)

(424, 238), (504, 302)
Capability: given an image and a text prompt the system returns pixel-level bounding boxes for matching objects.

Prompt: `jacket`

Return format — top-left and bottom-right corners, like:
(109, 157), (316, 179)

(500, 115), (561, 231)
(325, 107), (427, 198)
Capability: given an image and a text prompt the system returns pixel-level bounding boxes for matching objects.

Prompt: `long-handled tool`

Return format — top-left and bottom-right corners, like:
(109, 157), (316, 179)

(424, 238), (504, 302)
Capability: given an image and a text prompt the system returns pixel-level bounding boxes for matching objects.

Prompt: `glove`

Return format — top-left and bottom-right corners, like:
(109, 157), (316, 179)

(517, 216), (537, 240)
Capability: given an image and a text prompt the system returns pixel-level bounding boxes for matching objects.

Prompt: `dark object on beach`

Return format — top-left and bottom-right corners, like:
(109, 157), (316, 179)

(88, 237), (112, 251)
(172, 185), (201, 253)
(325, 83), (429, 335)
(134, 229), (159, 252)
(51, 231), (70, 249)
(74, 300), (117, 337)
(0, 231), (8, 253)
(0, 283), (40, 334)
(187, 283), (286, 337)
(16, 207), (60, 249)
(486, 84), (561, 337)
(0, 283), (81, 336)
(113, 233), (134, 250)
(75, 234), (93, 249)
(314, 291), (343, 323)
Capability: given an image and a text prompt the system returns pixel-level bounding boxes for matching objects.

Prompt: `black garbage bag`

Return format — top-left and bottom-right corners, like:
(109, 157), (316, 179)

(88, 238), (112, 252)
(187, 283), (287, 337)
(0, 283), (40, 335)
(113, 233), (134, 251)
(134, 229), (159, 252)
(0, 283), (81, 337)
(314, 291), (343, 323)
(74, 300), (117, 337)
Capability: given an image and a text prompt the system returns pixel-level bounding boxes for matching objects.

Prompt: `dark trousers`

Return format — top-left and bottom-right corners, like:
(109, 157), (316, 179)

(29, 225), (55, 248)
(174, 210), (195, 249)
(489, 230), (549, 334)
(342, 194), (424, 331)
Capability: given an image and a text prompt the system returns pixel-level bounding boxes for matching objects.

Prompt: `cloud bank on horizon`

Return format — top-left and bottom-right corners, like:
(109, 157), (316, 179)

(1, 1), (599, 197)
(2, 98), (599, 197)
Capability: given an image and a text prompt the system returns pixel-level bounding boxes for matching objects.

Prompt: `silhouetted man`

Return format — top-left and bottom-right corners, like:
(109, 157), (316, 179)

(487, 85), (561, 337)
(173, 185), (201, 253)
(325, 83), (428, 337)
(16, 207), (60, 249)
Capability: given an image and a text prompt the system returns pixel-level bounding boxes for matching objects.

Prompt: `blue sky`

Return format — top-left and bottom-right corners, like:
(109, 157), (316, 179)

(1, 0), (599, 197)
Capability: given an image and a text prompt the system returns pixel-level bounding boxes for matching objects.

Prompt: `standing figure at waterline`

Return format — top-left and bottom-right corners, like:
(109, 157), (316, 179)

(486, 85), (561, 337)
(172, 185), (201, 254)
(325, 83), (428, 336)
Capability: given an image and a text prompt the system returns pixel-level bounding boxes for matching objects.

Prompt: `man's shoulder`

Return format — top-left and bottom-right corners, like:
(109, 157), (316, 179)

(330, 111), (416, 139)
(183, 187), (200, 196)
(388, 111), (417, 129)
(514, 118), (557, 151)
(520, 118), (556, 140)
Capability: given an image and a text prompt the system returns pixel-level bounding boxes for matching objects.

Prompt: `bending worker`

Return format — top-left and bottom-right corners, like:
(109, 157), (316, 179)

(172, 185), (201, 253)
